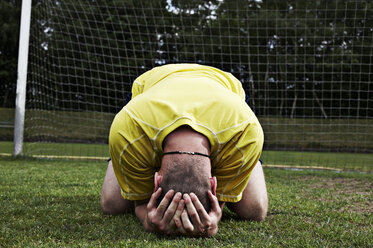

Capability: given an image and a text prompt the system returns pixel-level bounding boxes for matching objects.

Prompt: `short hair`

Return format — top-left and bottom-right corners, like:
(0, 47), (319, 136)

(157, 155), (212, 213)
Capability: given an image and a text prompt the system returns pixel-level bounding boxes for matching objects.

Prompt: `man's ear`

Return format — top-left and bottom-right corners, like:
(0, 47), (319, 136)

(154, 172), (162, 192)
(210, 176), (217, 195)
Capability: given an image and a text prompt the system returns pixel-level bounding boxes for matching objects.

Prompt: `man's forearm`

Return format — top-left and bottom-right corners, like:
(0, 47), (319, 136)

(135, 202), (152, 231)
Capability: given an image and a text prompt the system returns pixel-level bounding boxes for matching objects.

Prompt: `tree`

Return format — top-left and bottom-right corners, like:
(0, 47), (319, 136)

(0, 0), (21, 108)
(19, 0), (373, 119)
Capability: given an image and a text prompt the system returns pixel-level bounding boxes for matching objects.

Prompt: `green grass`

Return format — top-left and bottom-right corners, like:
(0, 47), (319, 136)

(260, 117), (373, 152)
(1, 107), (372, 172)
(0, 141), (373, 172)
(0, 108), (14, 121)
(0, 156), (372, 247)
(0, 141), (109, 159)
(261, 150), (373, 172)
(0, 108), (15, 141)
(1, 141), (372, 172)
(2, 108), (373, 152)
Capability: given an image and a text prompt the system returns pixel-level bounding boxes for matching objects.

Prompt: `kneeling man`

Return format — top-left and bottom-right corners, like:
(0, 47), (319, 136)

(100, 64), (268, 237)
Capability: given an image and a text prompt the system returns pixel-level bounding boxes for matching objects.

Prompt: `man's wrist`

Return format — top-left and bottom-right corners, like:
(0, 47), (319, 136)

(134, 203), (149, 228)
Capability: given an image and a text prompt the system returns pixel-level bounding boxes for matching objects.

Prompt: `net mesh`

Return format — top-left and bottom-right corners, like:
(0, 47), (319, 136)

(25, 0), (372, 170)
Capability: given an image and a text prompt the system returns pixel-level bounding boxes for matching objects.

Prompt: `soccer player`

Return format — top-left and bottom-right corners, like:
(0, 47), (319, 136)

(100, 64), (268, 237)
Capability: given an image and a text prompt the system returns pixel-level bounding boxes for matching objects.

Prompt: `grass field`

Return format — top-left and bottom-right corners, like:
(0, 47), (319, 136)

(1, 107), (372, 172)
(2, 108), (373, 151)
(0, 156), (372, 247)
(1, 141), (372, 172)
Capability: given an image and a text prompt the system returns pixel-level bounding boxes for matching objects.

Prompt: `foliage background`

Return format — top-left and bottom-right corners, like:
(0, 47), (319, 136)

(1, 0), (372, 156)
(0, 0), (20, 108)
(2, 0), (372, 116)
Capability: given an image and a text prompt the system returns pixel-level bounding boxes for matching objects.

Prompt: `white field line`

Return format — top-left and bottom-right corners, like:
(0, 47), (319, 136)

(0, 153), (107, 161)
(0, 152), (343, 171)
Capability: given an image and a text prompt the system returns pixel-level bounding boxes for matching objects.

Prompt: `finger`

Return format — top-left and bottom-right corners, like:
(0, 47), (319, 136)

(184, 194), (203, 230)
(173, 199), (184, 227)
(174, 200), (187, 234)
(178, 225), (187, 235)
(147, 187), (162, 210)
(208, 191), (222, 222)
(156, 189), (174, 216)
(181, 209), (194, 233)
(177, 221), (187, 235)
(189, 192), (210, 224)
(208, 190), (220, 212)
(163, 192), (182, 223)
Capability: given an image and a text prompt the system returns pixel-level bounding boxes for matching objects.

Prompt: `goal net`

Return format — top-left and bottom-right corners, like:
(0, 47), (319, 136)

(21, 0), (372, 171)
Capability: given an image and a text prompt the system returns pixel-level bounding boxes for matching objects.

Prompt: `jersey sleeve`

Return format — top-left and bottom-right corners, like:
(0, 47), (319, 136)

(225, 72), (246, 100)
(131, 69), (155, 98)
(131, 76), (145, 98)
(212, 120), (264, 203)
(109, 109), (159, 200)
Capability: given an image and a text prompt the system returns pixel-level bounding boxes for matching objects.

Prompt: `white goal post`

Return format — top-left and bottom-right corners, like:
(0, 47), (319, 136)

(15, 0), (372, 170)
(13, 0), (32, 156)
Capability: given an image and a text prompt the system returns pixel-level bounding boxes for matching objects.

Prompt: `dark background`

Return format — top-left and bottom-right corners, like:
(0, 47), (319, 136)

(1, 0), (372, 119)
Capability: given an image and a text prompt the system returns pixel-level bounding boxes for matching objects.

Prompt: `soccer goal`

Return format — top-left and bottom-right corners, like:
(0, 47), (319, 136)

(15, 0), (372, 171)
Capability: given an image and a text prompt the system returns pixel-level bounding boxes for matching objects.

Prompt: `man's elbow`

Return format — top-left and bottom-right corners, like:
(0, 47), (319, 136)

(240, 202), (268, 222)
(100, 198), (119, 215)
(251, 205), (268, 222)
(100, 197), (133, 215)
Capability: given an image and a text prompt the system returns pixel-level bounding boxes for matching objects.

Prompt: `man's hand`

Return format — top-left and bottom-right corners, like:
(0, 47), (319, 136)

(173, 191), (223, 237)
(140, 188), (182, 235)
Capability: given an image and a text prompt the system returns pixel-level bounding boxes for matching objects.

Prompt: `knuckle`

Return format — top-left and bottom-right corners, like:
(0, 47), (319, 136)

(173, 216), (180, 223)
(181, 211), (188, 218)
(195, 204), (204, 212)
(176, 222), (182, 229)
(197, 225), (205, 233)
(189, 211), (198, 219)
(159, 224), (166, 232)
(205, 220), (212, 227)
(150, 218), (159, 226)
(157, 205), (166, 213)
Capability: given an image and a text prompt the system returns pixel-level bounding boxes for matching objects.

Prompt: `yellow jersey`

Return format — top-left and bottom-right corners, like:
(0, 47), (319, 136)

(109, 64), (264, 202)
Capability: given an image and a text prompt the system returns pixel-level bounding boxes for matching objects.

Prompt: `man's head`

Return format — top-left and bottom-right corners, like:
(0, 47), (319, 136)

(155, 154), (216, 213)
